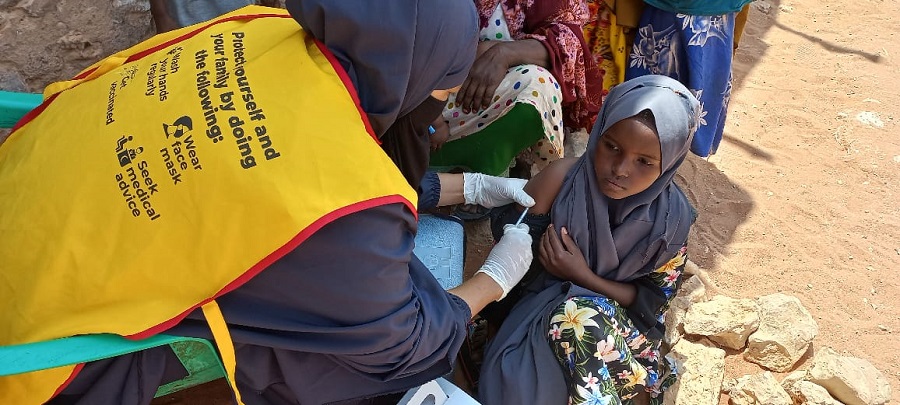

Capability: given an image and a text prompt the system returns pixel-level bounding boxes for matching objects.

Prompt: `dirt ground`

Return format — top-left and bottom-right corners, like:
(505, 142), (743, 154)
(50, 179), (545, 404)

(692, 0), (899, 401)
(1, 0), (898, 403)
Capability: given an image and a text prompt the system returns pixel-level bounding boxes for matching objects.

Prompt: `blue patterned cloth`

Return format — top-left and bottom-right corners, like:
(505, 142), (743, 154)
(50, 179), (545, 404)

(626, 5), (737, 157)
(644, 0), (751, 16)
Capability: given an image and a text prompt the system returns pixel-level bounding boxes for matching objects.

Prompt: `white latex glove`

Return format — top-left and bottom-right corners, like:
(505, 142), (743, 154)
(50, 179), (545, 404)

(463, 172), (535, 209)
(476, 223), (533, 300)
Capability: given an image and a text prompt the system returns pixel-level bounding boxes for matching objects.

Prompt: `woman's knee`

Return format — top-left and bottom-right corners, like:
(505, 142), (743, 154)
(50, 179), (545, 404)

(501, 64), (562, 98)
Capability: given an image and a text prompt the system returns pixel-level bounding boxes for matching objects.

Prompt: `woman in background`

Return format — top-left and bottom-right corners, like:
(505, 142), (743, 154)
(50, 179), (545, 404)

(582, 0), (644, 100)
(430, 0), (604, 179)
(626, 0), (753, 157)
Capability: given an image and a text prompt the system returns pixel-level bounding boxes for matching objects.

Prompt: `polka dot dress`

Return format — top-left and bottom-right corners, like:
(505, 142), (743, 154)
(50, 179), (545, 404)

(443, 3), (566, 172)
(480, 3), (511, 41)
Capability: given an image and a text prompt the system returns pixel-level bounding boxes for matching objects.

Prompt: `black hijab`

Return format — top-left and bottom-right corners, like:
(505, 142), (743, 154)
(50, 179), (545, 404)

(286, 0), (476, 136)
(286, 0), (478, 187)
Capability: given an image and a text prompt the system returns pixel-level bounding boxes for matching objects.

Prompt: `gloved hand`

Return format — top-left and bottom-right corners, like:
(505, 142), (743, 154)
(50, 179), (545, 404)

(463, 172), (535, 209)
(476, 223), (533, 300)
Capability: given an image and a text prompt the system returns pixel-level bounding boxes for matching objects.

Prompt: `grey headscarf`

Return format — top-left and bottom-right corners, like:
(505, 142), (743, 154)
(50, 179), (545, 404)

(479, 75), (700, 405)
(551, 74), (699, 282)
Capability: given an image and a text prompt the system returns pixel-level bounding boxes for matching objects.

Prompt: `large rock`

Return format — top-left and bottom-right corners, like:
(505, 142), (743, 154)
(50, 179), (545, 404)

(663, 340), (726, 405)
(683, 295), (759, 350)
(727, 372), (792, 405)
(787, 381), (843, 405)
(663, 275), (709, 345)
(664, 297), (690, 346)
(779, 370), (808, 392)
(744, 293), (818, 371)
(679, 272), (709, 303)
(807, 347), (891, 405)
(779, 370), (842, 404)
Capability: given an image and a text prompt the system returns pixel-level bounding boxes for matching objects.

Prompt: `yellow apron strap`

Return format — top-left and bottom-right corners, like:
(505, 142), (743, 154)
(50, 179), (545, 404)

(200, 301), (246, 405)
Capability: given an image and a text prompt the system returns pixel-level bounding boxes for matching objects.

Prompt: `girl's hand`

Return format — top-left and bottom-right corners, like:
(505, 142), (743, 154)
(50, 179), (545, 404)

(539, 224), (593, 284)
(429, 117), (450, 151)
(456, 43), (510, 113)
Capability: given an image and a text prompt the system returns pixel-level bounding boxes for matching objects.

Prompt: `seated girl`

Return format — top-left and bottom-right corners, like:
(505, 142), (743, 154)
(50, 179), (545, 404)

(476, 75), (700, 405)
(429, 0), (604, 178)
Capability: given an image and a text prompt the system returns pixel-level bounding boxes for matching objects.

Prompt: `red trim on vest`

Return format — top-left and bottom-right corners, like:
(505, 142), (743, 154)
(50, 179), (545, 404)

(126, 194), (416, 340)
(9, 93), (58, 133)
(74, 13), (291, 81)
(311, 39), (379, 143)
(51, 363), (85, 400)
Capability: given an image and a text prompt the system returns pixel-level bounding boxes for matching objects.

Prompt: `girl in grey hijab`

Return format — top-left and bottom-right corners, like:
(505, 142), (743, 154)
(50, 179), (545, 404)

(478, 75), (700, 404)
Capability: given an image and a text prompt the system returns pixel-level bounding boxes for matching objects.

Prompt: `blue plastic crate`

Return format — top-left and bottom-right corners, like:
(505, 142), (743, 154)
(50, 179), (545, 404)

(414, 214), (465, 290)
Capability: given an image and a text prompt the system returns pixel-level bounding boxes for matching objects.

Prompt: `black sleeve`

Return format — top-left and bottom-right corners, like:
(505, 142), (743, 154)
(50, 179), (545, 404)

(625, 278), (669, 340)
(417, 170), (441, 211)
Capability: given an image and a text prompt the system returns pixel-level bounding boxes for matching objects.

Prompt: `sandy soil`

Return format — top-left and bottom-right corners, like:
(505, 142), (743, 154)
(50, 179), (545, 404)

(1, 0), (898, 403)
(695, 0), (899, 401)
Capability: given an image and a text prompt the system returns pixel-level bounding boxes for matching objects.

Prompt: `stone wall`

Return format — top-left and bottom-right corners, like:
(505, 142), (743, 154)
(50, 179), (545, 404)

(0, 0), (154, 92)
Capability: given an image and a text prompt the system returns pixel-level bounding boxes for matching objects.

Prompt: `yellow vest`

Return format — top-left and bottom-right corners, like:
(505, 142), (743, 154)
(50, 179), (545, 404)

(0, 7), (416, 403)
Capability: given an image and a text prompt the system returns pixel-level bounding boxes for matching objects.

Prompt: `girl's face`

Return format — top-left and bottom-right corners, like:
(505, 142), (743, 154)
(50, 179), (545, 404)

(593, 117), (662, 199)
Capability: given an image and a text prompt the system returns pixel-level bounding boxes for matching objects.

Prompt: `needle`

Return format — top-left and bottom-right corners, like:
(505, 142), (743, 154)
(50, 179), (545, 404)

(514, 207), (530, 226)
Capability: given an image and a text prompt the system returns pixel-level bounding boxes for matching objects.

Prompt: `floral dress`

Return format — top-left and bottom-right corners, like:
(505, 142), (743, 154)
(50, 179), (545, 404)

(548, 246), (687, 405)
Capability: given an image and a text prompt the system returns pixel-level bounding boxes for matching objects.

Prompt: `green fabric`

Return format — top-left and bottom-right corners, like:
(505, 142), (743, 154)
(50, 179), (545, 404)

(643, 0), (751, 15)
(0, 333), (225, 397)
(430, 103), (544, 176)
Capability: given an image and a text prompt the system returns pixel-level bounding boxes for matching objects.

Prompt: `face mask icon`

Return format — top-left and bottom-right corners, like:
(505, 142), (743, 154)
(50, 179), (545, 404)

(163, 115), (193, 139)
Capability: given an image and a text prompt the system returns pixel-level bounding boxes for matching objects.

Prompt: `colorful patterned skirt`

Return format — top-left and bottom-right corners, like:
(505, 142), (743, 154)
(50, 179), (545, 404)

(626, 5), (737, 157)
(548, 296), (676, 405)
(583, 0), (631, 100)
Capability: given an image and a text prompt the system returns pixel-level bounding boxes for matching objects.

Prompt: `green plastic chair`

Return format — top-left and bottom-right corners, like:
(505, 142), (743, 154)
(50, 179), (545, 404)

(0, 333), (226, 398)
(0, 90), (42, 128)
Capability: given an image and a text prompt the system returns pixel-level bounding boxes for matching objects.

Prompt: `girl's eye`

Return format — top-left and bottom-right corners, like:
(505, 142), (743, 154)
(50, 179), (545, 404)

(604, 141), (619, 152)
(638, 158), (655, 167)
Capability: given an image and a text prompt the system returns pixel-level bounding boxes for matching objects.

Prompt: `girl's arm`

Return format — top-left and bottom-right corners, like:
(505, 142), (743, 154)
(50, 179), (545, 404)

(529, 158), (644, 306)
(539, 224), (639, 306)
(520, 157), (578, 214)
